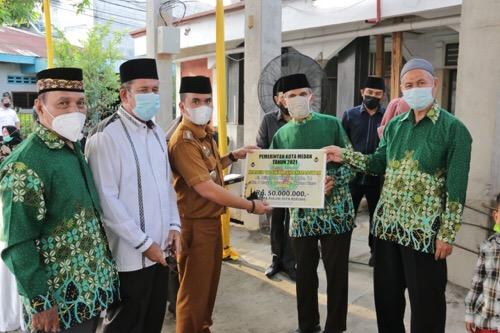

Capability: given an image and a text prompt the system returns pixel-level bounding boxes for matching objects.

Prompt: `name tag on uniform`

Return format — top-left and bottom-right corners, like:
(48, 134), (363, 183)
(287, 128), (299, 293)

(202, 145), (212, 158)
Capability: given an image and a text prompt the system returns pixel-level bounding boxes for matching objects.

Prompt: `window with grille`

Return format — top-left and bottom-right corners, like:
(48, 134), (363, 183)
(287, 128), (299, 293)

(445, 43), (459, 67)
(7, 75), (37, 85)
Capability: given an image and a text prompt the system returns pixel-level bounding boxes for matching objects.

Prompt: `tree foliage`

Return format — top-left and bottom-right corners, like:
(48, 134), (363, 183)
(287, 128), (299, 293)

(0, 0), (38, 25)
(0, 0), (90, 26)
(54, 23), (124, 130)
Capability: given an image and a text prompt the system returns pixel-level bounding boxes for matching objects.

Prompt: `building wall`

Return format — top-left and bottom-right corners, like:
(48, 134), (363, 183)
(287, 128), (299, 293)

(0, 63), (38, 111)
(180, 58), (213, 79)
(451, 0), (500, 288)
(132, 0), (461, 60)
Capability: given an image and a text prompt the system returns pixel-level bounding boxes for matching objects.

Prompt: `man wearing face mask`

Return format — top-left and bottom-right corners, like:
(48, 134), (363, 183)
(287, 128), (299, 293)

(169, 75), (272, 333)
(85, 58), (181, 333)
(324, 58), (472, 333)
(341, 76), (385, 266)
(256, 77), (296, 280)
(0, 67), (120, 333)
(271, 74), (355, 333)
(0, 94), (20, 131)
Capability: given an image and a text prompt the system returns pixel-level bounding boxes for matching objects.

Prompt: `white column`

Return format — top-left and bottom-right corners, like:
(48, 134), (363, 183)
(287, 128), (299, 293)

(243, 0), (282, 145)
(146, 0), (173, 130)
(242, 0), (282, 229)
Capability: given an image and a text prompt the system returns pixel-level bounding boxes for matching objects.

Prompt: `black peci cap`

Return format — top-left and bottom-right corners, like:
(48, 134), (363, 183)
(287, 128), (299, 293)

(363, 76), (385, 91)
(119, 58), (159, 84)
(36, 67), (84, 94)
(281, 74), (311, 93)
(179, 75), (212, 94)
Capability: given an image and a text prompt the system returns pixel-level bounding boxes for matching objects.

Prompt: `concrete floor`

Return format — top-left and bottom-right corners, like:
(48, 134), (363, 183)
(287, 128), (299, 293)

(161, 209), (469, 333)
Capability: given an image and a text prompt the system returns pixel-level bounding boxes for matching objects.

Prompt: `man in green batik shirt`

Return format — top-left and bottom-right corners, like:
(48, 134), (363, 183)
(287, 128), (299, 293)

(0, 68), (119, 333)
(325, 58), (472, 333)
(270, 74), (354, 333)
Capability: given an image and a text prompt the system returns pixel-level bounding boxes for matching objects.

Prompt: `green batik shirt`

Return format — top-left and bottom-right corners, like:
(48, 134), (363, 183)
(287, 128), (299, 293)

(343, 104), (472, 253)
(0, 124), (119, 331)
(271, 112), (355, 237)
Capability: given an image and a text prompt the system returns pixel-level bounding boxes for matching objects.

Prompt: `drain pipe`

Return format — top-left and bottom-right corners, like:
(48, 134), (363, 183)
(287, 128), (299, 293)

(366, 0), (382, 24)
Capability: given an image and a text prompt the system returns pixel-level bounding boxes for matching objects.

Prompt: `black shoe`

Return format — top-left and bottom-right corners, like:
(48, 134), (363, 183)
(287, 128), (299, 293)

(294, 325), (321, 333)
(265, 257), (281, 278)
(368, 253), (375, 267)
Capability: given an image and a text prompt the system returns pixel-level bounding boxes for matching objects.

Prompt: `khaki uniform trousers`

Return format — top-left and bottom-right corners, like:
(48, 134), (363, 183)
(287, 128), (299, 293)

(176, 217), (222, 333)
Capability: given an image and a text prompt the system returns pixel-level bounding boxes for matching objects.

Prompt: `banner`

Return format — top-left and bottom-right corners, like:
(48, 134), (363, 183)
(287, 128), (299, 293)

(244, 149), (326, 208)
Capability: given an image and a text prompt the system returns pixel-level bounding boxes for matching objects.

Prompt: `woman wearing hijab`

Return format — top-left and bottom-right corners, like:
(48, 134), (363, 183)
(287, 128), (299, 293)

(0, 125), (22, 161)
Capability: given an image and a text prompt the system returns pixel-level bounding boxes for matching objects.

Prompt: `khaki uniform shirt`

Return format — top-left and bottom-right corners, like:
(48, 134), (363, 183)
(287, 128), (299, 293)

(168, 118), (228, 219)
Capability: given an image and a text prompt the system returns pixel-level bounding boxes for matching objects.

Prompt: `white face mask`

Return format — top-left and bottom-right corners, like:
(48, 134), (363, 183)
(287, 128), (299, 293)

(186, 105), (213, 125)
(44, 107), (86, 142)
(286, 95), (311, 119)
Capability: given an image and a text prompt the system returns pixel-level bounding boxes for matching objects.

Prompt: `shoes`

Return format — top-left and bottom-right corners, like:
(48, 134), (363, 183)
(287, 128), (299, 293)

(368, 253), (375, 267)
(294, 325), (321, 333)
(265, 256), (281, 278)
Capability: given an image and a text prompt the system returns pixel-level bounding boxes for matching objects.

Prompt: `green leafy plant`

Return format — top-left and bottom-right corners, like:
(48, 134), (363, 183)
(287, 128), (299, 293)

(54, 23), (124, 131)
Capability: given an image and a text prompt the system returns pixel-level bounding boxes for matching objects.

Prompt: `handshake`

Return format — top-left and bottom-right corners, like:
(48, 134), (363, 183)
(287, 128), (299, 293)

(322, 145), (345, 163)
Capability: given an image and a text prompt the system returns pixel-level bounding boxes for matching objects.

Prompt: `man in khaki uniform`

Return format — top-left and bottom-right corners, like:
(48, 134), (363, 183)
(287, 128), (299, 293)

(169, 76), (271, 333)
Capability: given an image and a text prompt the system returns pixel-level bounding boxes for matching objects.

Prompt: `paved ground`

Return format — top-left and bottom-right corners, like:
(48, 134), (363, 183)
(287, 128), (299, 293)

(5, 208), (468, 333)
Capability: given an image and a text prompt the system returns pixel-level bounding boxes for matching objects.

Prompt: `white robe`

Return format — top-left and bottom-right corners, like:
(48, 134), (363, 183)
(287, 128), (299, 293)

(85, 107), (181, 272)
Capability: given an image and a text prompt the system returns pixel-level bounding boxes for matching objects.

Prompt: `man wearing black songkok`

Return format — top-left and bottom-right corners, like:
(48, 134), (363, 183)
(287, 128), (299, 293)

(169, 75), (271, 333)
(256, 76), (296, 280)
(341, 76), (386, 266)
(86, 58), (181, 333)
(271, 73), (354, 333)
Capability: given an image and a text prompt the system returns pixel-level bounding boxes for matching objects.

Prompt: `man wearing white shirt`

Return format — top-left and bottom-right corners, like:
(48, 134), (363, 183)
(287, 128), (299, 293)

(85, 58), (181, 333)
(0, 95), (20, 131)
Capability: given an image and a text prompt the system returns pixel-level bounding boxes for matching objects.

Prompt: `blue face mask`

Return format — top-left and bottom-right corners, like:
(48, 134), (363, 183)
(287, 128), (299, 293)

(3, 135), (12, 143)
(133, 93), (160, 121)
(402, 87), (434, 111)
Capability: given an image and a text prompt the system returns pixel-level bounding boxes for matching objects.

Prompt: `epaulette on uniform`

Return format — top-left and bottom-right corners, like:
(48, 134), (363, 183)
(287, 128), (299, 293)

(183, 130), (194, 141)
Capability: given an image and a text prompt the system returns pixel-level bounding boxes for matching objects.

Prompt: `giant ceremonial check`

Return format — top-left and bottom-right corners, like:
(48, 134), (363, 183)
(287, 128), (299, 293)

(244, 149), (326, 209)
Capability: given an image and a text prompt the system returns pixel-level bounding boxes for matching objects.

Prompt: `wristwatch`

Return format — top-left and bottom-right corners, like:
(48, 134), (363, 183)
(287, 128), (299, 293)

(247, 199), (256, 214)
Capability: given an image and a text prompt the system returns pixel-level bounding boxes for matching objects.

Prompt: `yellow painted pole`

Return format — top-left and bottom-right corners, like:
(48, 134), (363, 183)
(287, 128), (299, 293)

(216, 0), (238, 261)
(43, 0), (54, 68)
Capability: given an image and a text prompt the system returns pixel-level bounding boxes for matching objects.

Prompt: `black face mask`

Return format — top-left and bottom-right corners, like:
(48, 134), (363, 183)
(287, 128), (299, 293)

(363, 96), (380, 110)
(3, 103), (10, 108)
